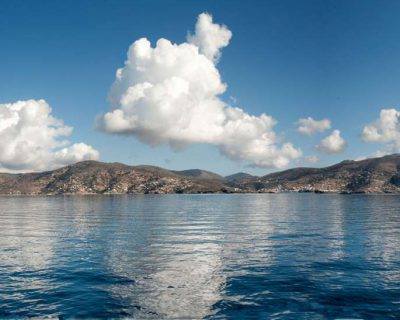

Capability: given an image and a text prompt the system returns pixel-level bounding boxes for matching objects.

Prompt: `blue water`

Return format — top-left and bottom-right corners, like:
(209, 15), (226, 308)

(0, 194), (399, 319)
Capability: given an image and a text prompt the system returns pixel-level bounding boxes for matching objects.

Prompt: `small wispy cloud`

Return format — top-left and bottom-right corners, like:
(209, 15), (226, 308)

(297, 117), (331, 136)
(304, 155), (319, 164)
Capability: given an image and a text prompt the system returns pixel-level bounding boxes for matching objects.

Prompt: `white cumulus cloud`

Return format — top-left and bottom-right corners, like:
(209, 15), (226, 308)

(0, 99), (99, 172)
(97, 13), (301, 169)
(297, 117), (331, 135)
(362, 108), (400, 154)
(316, 130), (346, 154)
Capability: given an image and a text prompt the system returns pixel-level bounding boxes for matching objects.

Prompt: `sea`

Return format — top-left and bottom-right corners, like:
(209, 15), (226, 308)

(0, 194), (399, 319)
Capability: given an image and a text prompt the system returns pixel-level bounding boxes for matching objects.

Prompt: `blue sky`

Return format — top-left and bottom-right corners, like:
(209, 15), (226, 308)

(1, 0), (400, 175)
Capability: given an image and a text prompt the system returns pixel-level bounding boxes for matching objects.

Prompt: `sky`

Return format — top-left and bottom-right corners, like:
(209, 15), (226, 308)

(2, 0), (400, 175)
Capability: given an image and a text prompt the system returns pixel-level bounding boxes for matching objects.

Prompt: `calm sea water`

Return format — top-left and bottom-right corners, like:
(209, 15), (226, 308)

(0, 194), (399, 319)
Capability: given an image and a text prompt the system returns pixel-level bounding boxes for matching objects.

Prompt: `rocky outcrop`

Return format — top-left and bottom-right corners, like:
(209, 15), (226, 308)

(2, 154), (400, 195)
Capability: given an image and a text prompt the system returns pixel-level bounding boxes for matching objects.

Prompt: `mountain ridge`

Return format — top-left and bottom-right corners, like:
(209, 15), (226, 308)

(2, 154), (400, 195)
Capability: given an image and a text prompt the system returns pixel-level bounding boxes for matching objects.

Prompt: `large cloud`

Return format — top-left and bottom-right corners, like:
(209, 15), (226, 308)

(0, 99), (99, 172)
(297, 117), (331, 135)
(316, 130), (346, 154)
(97, 13), (301, 168)
(362, 108), (400, 154)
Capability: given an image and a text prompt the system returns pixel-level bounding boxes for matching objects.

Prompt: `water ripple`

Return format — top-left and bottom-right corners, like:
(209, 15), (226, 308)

(0, 194), (399, 319)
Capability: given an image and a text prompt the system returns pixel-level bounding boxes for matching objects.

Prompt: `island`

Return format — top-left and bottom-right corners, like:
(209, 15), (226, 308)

(1, 154), (400, 195)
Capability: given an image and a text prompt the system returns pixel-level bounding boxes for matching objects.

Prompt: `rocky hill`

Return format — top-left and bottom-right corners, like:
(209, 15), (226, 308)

(0, 161), (231, 195)
(225, 172), (257, 183)
(2, 154), (400, 195)
(236, 154), (400, 194)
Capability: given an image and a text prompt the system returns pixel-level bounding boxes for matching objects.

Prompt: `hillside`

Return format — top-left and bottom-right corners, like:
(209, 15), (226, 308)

(236, 154), (400, 193)
(0, 161), (231, 195)
(2, 154), (400, 194)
